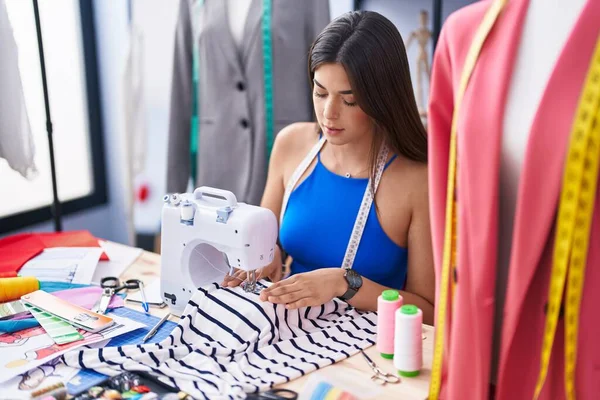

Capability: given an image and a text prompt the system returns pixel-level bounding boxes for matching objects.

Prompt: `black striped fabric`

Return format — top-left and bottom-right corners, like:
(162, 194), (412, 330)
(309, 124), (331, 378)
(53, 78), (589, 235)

(61, 282), (377, 399)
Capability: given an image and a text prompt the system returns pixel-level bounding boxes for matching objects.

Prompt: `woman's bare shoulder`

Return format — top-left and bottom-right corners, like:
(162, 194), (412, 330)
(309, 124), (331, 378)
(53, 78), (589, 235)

(385, 156), (428, 204)
(273, 122), (321, 169)
(274, 122), (320, 153)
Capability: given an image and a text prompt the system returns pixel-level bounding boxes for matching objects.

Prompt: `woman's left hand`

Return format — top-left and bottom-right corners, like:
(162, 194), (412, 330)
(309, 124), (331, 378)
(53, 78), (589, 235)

(259, 268), (347, 309)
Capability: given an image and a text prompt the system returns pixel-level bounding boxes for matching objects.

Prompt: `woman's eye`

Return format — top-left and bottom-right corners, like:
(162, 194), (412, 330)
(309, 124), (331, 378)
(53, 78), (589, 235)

(343, 100), (357, 107)
(314, 92), (327, 98)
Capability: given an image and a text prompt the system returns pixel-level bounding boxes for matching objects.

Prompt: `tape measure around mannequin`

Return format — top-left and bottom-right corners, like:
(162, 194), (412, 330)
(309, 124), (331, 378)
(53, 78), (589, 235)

(190, 0), (204, 185)
(428, 1), (507, 398)
(190, 0), (274, 183)
(262, 0), (274, 166)
(533, 37), (600, 400)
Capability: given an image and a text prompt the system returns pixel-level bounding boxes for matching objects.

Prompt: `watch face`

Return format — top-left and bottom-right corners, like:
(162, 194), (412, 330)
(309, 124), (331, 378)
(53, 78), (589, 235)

(346, 269), (363, 289)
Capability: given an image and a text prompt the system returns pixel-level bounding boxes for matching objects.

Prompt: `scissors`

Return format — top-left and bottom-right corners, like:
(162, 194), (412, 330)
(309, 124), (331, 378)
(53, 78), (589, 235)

(360, 349), (401, 385)
(92, 277), (140, 314)
(245, 388), (298, 400)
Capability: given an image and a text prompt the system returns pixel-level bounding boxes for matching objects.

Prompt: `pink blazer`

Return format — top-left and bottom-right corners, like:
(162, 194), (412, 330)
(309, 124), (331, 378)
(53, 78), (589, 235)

(428, 0), (600, 398)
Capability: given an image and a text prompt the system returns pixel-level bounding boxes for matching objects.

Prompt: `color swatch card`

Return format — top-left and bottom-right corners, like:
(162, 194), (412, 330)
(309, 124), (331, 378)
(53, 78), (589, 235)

(0, 300), (29, 320)
(24, 303), (83, 345)
(21, 290), (115, 332)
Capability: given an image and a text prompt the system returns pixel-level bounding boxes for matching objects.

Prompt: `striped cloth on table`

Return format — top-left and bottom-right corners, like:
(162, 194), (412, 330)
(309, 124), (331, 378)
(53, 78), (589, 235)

(61, 282), (377, 399)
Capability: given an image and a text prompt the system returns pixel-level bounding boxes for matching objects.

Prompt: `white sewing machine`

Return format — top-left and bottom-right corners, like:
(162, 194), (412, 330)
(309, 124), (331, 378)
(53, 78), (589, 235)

(160, 186), (278, 316)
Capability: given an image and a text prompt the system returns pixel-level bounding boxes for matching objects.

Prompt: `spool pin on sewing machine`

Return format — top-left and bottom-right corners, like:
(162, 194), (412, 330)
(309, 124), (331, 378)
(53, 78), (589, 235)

(160, 187), (278, 316)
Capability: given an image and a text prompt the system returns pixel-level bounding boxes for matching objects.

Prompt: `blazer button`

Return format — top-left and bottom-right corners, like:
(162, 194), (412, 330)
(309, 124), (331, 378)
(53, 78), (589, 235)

(236, 81), (245, 91)
(240, 119), (249, 129)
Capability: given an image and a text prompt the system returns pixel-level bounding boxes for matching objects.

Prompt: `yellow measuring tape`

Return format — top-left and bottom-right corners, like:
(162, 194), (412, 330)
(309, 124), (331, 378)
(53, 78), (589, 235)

(428, 1), (507, 398)
(533, 34), (600, 400)
(428, 0), (600, 398)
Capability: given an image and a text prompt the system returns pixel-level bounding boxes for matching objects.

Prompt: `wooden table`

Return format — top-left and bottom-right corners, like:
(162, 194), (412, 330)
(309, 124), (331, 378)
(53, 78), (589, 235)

(120, 249), (433, 399)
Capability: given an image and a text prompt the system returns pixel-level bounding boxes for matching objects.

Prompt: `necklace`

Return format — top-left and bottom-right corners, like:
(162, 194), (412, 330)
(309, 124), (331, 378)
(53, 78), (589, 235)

(330, 148), (369, 178)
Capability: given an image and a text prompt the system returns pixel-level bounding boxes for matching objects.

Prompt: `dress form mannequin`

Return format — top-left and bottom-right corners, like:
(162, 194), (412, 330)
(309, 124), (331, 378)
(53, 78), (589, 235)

(493, 0), (587, 384)
(427, 0), (600, 398)
(167, 0), (330, 206)
(226, 0), (252, 49)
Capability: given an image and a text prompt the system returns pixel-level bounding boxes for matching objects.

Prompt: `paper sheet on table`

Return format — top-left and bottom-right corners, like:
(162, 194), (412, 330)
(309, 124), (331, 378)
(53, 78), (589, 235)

(92, 241), (143, 285)
(0, 314), (144, 384)
(126, 279), (163, 304)
(18, 248), (102, 285)
(0, 359), (79, 400)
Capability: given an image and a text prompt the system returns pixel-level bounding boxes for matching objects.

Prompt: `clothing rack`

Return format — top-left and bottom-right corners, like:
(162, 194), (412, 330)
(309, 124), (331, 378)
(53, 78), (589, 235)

(33, 0), (61, 232)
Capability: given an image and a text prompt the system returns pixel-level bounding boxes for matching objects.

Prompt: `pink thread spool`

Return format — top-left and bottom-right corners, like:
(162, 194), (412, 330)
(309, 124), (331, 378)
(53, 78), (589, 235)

(376, 289), (403, 359)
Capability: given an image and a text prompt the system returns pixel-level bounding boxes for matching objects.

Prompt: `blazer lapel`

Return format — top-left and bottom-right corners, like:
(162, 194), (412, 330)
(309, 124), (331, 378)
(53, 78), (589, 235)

(458, 0), (528, 310)
(501, 0), (600, 357)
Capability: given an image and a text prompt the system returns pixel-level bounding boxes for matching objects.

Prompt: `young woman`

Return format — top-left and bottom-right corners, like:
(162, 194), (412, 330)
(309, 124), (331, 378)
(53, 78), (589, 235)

(222, 11), (435, 324)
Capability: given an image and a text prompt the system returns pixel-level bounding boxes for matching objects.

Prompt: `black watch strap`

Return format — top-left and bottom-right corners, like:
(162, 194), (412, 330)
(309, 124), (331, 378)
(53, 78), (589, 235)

(341, 286), (358, 301)
(340, 269), (362, 301)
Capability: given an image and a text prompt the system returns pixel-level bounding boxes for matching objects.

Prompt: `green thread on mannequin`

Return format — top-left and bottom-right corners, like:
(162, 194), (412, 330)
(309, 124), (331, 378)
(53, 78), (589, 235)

(262, 0), (274, 167)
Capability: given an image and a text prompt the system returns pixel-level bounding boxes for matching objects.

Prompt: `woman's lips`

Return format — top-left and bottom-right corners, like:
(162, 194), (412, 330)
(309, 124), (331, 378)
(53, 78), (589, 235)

(324, 126), (344, 135)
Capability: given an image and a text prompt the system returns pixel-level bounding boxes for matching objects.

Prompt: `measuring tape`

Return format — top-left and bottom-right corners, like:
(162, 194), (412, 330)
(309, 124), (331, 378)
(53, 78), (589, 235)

(533, 35), (600, 400)
(190, 0), (274, 182)
(428, 0), (600, 398)
(262, 0), (275, 167)
(340, 144), (389, 270)
(428, 0), (507, 398)
(190, 0), (204, 184)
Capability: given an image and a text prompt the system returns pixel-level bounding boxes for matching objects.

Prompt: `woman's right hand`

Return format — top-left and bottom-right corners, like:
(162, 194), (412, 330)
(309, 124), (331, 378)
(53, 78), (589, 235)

(220, 245), (284, 288)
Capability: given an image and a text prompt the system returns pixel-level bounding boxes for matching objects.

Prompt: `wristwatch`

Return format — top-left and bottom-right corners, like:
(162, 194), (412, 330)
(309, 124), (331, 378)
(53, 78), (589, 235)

(340, 268), (363, 301)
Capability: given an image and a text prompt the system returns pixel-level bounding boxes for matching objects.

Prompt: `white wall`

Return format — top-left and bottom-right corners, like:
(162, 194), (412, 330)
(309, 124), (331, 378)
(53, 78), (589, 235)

(91, 0), (132, 245)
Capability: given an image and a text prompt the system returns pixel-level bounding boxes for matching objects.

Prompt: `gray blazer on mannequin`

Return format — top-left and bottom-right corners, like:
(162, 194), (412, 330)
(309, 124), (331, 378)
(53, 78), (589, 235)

(166, 0), (330, 205)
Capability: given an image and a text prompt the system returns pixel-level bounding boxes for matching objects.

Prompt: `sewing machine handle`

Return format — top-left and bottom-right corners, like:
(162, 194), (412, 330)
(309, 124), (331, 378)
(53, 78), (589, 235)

(193, 186), (238, 207)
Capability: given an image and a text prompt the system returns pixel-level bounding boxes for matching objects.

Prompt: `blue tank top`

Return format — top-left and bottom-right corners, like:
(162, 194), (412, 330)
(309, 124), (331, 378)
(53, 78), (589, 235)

(279, 149), (408, 290)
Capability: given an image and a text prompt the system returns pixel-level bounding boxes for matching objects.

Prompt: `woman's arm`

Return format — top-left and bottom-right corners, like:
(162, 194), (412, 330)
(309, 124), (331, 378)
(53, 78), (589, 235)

(339, 274), (434, 324)
(347, 167), (435, 324)
(402, 171), (435, 324)
(261, 263), (433, 325)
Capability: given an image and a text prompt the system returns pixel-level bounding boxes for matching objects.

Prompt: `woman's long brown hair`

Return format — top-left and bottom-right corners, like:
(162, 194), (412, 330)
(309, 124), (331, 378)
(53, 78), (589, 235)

(308, 11), (427, 196)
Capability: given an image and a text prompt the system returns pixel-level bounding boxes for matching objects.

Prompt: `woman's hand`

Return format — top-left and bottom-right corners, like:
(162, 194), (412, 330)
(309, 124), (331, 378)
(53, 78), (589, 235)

(259, 268), (347, 309)
(221, 246), (284, 287)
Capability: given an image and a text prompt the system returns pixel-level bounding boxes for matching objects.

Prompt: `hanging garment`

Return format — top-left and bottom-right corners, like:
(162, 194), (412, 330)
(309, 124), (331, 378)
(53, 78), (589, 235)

(122, 24), (146, 181)
(122, 4), (147, 246)
(427, 0), (600, 398)
(0, 0), (36, 179)
(166, 0), (330, 205)
(61, 282), (377, 399)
